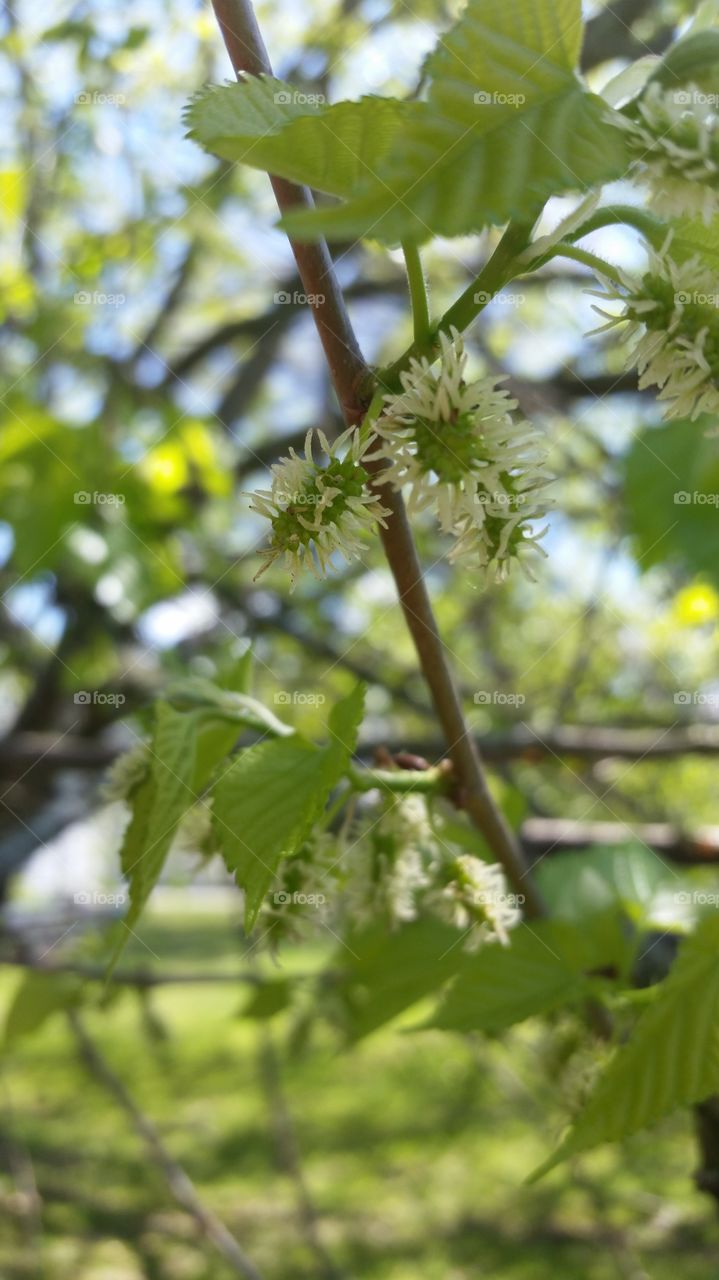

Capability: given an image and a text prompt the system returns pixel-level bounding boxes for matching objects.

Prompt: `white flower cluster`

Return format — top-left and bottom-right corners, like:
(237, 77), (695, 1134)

(616, 81), (719, 224)
(261, 831), (336, 944)
(100, 743), (149, 802)
(429, 854), (523, 950)
(343, 794), (436, 928)
(370, 327), (552, 582)
(589, 233), (719, 424)
(249, 426), (389, 588)
(344, 794), (522, 950)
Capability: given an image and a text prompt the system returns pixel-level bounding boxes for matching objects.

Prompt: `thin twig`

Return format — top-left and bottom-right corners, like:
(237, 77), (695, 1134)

(207, 0), (543, 915)
(258, 1028), (341, 1279)
(67, 1009), (265, 1280)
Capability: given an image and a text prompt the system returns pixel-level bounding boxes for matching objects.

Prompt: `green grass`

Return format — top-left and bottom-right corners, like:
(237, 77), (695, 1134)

(0, 913), (717, 1279)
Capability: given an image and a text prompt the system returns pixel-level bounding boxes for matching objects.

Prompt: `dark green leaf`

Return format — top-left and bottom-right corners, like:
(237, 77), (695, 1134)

(532, 915), (719, 1178)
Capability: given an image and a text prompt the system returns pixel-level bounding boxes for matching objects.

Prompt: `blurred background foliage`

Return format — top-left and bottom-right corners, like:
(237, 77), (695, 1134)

(2, 0), (719, 1276)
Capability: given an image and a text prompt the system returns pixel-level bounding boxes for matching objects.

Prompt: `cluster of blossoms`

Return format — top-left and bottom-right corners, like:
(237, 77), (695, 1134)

(249, 330), (551, 586)
(100, 743), (149, 802)
(249, 426), (389, 588)
(369, 327), (552, 582)
(259, 832), (336, 945)
(616, 81), (719, 224)
(343, 794), (436, 928)
(589, 232), (719, 424)
(427, 854), (523, 950)
(342, 794), (522, 951)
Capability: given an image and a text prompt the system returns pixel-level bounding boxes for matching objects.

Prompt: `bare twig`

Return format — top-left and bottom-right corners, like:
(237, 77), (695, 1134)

(67, 1009), (265, 1280)
(521, 817), (719, 866)
(258, 1028), (340, 1279)
(0, 958), (265, 986)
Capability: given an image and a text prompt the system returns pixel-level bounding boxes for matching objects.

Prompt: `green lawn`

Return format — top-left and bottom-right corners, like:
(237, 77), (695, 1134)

(0, 914), (716, 1279)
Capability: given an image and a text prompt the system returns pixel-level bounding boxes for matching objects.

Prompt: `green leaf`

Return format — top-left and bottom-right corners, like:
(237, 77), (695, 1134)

(113, 703), (200, 966)
(651, 31), (719, 88)
(624, 419), (719, 586)
(212, 684), (365, 929)
(333, 917), (467, 1041)
(185, 76), (409, 198)
(164, 676), (293, 737)
(212, 736), (332, 929)
(532, 916), (719, 1179)
(240, 979), (292, 1020)
(428, 920), (603, 1033)
(672, 215), (719, 269)
(536, 843), (673, 929)
(281, 0), (630, 243)
(326, 679), (366, 757)
(5, 971), (85, 1043)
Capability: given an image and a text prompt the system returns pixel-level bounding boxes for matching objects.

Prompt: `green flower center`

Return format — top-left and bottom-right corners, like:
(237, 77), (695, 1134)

(271, 458), (369, 549)
(634, 272), (719, 372)
(412, 412), (487, 484)
(631, 98), (719, 182)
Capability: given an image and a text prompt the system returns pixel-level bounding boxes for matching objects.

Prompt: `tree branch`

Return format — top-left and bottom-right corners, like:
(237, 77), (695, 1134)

(207, 0), (543, 914)
(521, 817), (719, 866)
(68, 1010), (265, 1280)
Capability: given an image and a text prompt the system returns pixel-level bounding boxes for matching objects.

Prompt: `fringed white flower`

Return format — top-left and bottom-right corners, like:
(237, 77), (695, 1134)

(370, 326), (552, 582)
(249, 426), (389, 587)
(589, 232), (719, 425)
(615, 81), (719, 224)
(344, 794), (437, 929)
(100, 744), (149, 802)
(260, 832), (336, 944)
(430, 855), (522, 951)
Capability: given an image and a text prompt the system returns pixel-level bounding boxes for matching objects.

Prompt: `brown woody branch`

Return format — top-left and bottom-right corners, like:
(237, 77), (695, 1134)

(208, 0), (543, 913)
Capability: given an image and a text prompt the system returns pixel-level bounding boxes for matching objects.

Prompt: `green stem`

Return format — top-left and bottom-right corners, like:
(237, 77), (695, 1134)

(402, 239), (431, 346)
(545, 243), (624, 285)
(347, 762), (450, 795)
(378, 215), (539, 391)
(358, 386), (385, 440)
(564, 204), (667, 249)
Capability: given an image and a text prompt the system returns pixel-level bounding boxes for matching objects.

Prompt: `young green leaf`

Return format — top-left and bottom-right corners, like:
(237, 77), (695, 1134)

(624, 418), (719, 586)
(427, 920), (605, 1033)
(240, 979), (292, 1020)
(212, 683), (365, 929)
(333, 917), (467, 1041)
(112, 703), (201, 967)
(185, 76), (409, 198)
(281, 0), (630, 243)
(536, 843), (674, 929)
(5, 971), (85, 1043)
(532, 916), (719, 1179)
